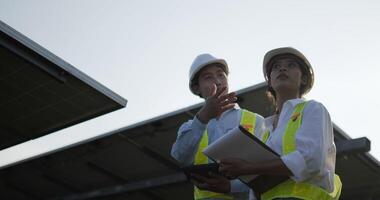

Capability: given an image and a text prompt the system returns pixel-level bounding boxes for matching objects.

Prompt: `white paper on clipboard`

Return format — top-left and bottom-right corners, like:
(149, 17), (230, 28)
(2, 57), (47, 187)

(203, 125), (280, 183)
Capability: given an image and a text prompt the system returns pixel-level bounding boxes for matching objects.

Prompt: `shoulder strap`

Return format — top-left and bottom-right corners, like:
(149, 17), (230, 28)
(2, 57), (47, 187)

(194, 129), (209, 164)
(262, 130), (270, 143)
(282, 101), (308, 155)
(240, 109), (256, 135)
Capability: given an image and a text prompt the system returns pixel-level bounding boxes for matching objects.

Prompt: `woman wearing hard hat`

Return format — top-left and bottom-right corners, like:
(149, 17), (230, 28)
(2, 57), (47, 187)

(218, 47), (342, 200)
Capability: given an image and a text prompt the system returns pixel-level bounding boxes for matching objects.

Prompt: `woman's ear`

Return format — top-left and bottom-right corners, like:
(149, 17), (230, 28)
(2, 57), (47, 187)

(301, 75), (307, 85)
(268, 77), (274, 89)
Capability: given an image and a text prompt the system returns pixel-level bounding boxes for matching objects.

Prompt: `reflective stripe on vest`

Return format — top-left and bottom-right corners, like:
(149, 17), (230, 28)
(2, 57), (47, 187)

(194, 109), (256, 200)
(261, 102), (342, 200)
(262, 131), (270, 143)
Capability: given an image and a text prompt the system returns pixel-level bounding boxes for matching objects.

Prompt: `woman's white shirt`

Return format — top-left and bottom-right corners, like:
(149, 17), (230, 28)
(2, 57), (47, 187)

(264, 99), (336, 192)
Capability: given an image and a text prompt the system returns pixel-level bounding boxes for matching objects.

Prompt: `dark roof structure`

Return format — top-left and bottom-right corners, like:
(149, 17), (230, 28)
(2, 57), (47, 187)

(1, 82), (378, 200)
(0, 20), (127, 150)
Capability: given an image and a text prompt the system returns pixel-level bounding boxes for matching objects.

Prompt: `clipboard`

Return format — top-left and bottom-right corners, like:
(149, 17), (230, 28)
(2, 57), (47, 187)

(237, 125), (279, 156)
(203, 125), (289, 197)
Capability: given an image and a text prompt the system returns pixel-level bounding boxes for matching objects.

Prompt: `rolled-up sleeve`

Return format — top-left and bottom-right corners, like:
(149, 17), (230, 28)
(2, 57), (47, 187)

(281, 101), (332, 182)
(171, 116), (207, 165)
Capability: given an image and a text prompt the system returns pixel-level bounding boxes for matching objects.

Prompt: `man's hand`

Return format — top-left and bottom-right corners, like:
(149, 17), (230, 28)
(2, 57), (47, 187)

(190, 172), (231, 193)
(196, 85), (237, 123)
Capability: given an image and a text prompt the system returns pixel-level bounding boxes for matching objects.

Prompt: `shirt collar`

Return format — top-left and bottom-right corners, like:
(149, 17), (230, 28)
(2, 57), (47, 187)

(264, 98), (307, 130)
(264, 115), (275, 131)
(285, 98), (307, 108)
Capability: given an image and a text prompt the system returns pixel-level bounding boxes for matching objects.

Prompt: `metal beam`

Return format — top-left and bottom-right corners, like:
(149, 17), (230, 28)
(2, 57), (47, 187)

(341, 180), (380, 200)
(118, 134), (180, 171)
(50, 173), (187, 200)
(42, 174), (81, 193)
(6, 182), (40, 200)
(49, 137), (371, 200)
(336, 137), (370, 155)
(86, 161), (127, 183)
(85, 161), (167, 200)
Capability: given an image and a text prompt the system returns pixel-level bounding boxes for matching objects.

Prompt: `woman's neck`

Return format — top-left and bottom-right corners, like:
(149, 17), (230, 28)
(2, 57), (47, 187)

(275, 90), (300, 114)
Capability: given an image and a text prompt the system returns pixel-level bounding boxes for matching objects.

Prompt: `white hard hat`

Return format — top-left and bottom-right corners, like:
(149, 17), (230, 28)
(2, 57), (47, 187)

(189, 53), (228, 95)
(263, 47), (314, 95)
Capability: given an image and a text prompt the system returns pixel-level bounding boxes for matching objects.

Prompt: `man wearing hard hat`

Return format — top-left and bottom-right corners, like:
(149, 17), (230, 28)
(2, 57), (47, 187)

(218, 47), (342, 200)
(171, 53), (264, 200)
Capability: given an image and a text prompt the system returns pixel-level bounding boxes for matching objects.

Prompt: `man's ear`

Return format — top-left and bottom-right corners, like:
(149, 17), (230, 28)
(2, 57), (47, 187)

(192, 85), (201, 95)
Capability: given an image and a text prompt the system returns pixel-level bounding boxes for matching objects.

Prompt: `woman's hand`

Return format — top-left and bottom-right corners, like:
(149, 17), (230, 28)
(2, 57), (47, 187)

(220, 158), (293, 178)
(219, 158), (253, 178)
(190, 172), (231, 193)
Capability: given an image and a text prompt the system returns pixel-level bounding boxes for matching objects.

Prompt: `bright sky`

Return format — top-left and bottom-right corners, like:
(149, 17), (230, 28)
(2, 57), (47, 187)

(1, 0), (379, 168)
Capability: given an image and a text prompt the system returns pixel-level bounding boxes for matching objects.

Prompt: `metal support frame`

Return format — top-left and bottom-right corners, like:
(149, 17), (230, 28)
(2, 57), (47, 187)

(51, 137), (370, 200)
(85, 161), (166, 200)
(118, 134), (180, 171)
(51, 173), (187, 200)
(341, 180), (380, 200)
(336, 137), (370, 155)
(6, 182), (41, 200)
(42, 174), (81, 193)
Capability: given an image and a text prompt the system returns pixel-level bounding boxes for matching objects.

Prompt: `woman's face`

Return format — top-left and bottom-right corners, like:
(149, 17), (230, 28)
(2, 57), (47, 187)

(268, 57), (306, 96)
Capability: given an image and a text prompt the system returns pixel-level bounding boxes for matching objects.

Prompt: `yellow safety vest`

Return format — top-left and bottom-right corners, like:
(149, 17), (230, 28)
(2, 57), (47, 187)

(260, 102), (342, 200)
(194, 109), (257, 200)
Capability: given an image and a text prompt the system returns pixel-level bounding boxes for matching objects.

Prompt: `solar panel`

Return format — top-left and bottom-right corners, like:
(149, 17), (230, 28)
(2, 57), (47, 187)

(0, 20), (127, 150)
(1, 83), (379, 200)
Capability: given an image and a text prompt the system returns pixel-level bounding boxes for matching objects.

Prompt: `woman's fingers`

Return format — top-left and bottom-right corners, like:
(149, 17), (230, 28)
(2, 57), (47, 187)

(190, 173), (207, 183)
(219, 162), (232, 173)
(219, 158), (244, 176)
(191, 173), (218, 185)
(218, 166), (237, 179)
(193, 181), (209, 190)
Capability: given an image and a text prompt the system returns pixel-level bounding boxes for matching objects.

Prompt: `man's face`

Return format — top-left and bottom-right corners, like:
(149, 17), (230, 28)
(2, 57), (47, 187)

(268, 57), (306, 95)
(193, 64), (228, 98)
